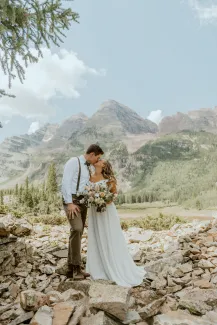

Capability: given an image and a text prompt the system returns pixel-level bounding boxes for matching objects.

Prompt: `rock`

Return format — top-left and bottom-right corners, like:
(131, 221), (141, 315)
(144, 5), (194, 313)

(0, 308), (23, 322)
(0, 303), (14, 316)
(173, 273), (191, 286)
(179, 299), (212, 315)
(0, 216), (12, 237)
(179, 263), (193, 273)
(202, 310), (217, 323)
(144, 252), (184, 274)
(11, 218), (32, 237)
(80, 311), (118, 325)
(58, 280), (91, 295)
(193, 279), (213, 289)
(138, 290), (163, 306)
(0, 283), (9, 296)
(52, 302), (75, 325)
(151, 277), (167, 290)
(198, 260), (214, 269)
(192, 269), (204, 278)
(8, 311), (34, 325)
(138, 297), (166, 319)
(179, 288), (217, 315)
(129, 230), (153, 243)
(89, 283), (130, 321)
(166, 285), (182, 294)
(62, 289), (86, 301)
(52, 249), (68, 258)
(9, 283), (20, 298)
(167, 276), (176, 287)
(153, 310), (214, 325)
(160, 296), (178, 314)
(20, 290), (49, 311)
(0, 234), (17, 243)
(132, 249), (142, 262)
(123, 310), (141, 324)
(39, 264), (55, 275)
(169, 267), (184, 278)
(47, 291), (64, 304)
(30, 306), (53, 325)
(0, 215), (32, 237)
(68, 298), (88, 325)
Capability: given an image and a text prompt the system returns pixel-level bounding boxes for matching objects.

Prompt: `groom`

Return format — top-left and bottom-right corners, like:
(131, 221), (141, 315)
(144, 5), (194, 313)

(61, 144), (104, 279)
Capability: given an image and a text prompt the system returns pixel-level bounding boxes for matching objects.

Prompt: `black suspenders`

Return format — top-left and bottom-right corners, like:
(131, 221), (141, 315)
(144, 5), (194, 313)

(76, 157), (81, 193)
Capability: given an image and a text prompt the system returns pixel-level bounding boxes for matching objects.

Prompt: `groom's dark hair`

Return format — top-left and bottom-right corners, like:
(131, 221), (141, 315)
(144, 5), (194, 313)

(86, 144), (104, 155)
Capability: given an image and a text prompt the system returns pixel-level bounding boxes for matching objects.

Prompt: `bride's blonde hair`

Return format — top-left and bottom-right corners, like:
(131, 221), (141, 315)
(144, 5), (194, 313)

(102, 160), (117, 184)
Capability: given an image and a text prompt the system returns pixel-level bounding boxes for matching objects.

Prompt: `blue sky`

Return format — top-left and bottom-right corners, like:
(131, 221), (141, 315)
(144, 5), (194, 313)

(1, 0), (217, 140)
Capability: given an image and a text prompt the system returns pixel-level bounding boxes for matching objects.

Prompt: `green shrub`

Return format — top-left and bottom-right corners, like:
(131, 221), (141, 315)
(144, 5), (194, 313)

(120, 213), (186, 231)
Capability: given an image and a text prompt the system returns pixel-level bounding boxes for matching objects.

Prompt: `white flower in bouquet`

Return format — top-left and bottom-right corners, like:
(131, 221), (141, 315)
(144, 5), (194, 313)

(89, 197), (94, 203)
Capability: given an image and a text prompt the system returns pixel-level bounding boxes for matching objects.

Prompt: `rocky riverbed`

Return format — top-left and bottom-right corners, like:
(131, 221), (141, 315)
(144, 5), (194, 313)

(1, 214), (217, 324)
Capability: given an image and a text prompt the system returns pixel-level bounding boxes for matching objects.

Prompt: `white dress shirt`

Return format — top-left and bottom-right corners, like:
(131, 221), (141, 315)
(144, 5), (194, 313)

(61, 155), (90, 204)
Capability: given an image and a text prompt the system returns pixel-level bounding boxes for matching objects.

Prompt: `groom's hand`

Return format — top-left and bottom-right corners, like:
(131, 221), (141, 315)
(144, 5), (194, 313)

(67, 203), (80, 219)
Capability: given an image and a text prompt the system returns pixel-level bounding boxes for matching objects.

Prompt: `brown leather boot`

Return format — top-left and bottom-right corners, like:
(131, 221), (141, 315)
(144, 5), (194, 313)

(73, 265), (90, 280)
(66, 265), (74, 278)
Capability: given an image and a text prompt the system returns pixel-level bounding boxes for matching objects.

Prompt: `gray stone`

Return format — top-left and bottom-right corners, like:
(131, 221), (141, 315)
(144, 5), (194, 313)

(123, 310), (141, 324)
(138, 298), (166, 319)
(58, 280), (91, 295)
(62, 288), (86, 301)
(8, 311), (34, 325)
(198, 259), (214, 269)
(151, 277), (167, 290)
(52, 249), (68, 258)
(153, 310), (214, 325)
(80, 311), (118, 325)
(179, 288), (217, 315)
(89, 283), (130, 321)
(144, 252), (184, 274)
(52, 302), (75, 325)
(30, 306), (53, 325)
(68, 298), (89, 325)
(20, 290), (49, 311)
(178, 299), (212, 315)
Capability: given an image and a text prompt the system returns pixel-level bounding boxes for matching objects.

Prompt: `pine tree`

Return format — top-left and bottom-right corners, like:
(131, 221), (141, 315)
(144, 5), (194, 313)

(0, 0), (79, 98)
(15, 184), (19, 196)
(25, 177), (29, 191)
(0, 191), (4, 205)
(137, 195), (142, 203)
(47, 163), (58, 193)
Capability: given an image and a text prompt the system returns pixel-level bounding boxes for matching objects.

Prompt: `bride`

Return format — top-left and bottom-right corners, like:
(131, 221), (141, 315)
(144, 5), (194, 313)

(86, 159), (145, 287)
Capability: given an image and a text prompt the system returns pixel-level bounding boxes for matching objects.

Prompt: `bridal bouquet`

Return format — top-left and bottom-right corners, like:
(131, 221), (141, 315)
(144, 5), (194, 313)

(84, 182), (117, 212)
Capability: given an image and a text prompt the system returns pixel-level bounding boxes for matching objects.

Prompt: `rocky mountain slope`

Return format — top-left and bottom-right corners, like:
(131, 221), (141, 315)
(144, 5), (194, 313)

(1, 213), (217, 324)
(0, 100), (158, 189)
(159, 107), (217, 134)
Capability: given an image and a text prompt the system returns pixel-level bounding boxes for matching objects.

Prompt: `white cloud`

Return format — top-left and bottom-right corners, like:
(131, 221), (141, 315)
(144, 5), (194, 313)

(28, 121), (40, 135)
(147, 110), (163, 125)
(188, 0), (217, 23)
(0, 48), (106, 119)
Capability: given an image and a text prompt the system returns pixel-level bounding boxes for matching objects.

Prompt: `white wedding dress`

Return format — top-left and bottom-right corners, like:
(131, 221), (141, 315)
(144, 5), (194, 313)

(86, 180), (145, 287)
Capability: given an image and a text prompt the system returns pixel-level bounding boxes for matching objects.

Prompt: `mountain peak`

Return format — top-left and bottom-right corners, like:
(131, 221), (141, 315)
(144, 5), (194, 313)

(86, 100), (158, 135)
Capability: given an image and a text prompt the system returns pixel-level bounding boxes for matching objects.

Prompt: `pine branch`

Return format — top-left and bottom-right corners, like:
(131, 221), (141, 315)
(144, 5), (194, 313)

(0, 0), (79, 96)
